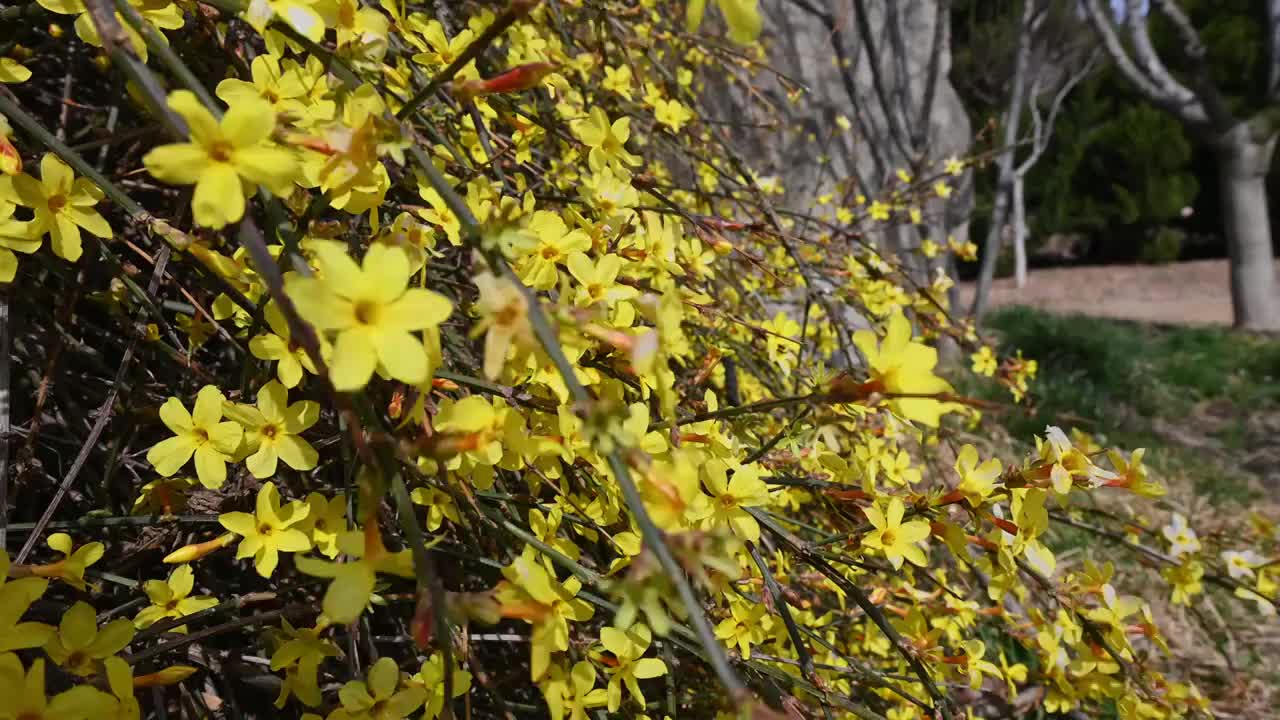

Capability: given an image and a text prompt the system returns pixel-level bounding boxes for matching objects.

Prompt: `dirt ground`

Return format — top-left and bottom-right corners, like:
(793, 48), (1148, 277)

(959, 258), (1280, 325)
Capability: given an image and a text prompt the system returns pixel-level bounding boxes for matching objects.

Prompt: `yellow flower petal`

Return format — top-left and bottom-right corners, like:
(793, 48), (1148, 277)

(330, 327), (378, 390)
(375, 329), (427, 384)
(143, 143), (211, 185)
(167, 90), (222, 147)
(148, 435), (196, 476)
(192, 163), (246, 229)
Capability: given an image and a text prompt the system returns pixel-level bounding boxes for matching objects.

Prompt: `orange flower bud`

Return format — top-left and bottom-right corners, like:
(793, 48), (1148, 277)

(452, 62), (557, 102)
(0, 134), (21, 176)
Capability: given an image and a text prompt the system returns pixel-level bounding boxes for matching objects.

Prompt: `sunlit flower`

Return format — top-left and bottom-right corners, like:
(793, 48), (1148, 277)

(219, 481), (312, 577)
(286, 242), (452, 390)
(147, 385), (244, 489)
(0, 153), (110, 262)
(142, 91), (297, 229)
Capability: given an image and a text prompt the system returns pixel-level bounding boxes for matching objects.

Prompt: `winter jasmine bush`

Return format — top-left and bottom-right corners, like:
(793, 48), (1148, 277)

(0, 0), (1274, 718)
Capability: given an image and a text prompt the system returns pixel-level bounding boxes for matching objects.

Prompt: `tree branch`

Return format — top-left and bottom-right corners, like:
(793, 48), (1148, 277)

(1080, 0), (1209, 126)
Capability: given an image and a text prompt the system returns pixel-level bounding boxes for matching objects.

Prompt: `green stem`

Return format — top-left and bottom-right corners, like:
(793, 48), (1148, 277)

(111, 0), (221, 115)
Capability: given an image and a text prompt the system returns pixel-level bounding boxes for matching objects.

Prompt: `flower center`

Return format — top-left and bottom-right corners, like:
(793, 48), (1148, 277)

(261, 424), (279, 440)
(880, 529), (898, 547)
(209, 141), (234, 163)
(258, 523), (273, 536)
(354, 300), (380, 326)
(47, 194), (66, 213)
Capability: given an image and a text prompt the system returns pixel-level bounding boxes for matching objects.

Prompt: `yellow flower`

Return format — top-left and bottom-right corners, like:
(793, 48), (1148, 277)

(268, 618), (342, 708)
(134, 565), (218, 631)
(410, 18), (478, 77)
(24, 534), (103, 591)
(713, 597), (769, 659)
(297, 492), (347, 559)
(861, 497), (930, 569)
(970, 346), (997, 377)
(36, 0), (183, 62)
(215, 53), (317, 119)
(565, 252), (635, 307)
(295, 520), (414, 624)
(868, 200), (890, 221)
(1161, 560), (1204, 607)
(218, 481), (312, 578)
(542, 661), (608, 720)
(249, 301), (326, 389)
(285, 242), (453, 391)
(953, 444), (1002, 507)
(0, 197), (40, 282)
(602, 65), (634, 99)
(514, 211), (591, 290)
(0, 58), (31, 84)
(495, 549), (594, 681)
(44, 602), (135, 677)
(1105, 447), (1165, 497)
(102, 657), (141, 720)
(851, 309), (954, 427)
(0, 550), (55, 652)
(0, 153), (110, 262)
(692, 461), (769, 542)
(328, 657), (426, 720)
(142, 91), (297, 229)
(574, 108), (640, 170)
(409, 485), (460, 532)
(146, 385), (244, 489)
(597, 624), (666, 712)
(0, 656), (113, 720)
(407, 653), (471, 720)
(654, 98), (693, 132)
(471, 270), (532, 380)
(224, 380), (319, 478)
(243, 0), (330, 42)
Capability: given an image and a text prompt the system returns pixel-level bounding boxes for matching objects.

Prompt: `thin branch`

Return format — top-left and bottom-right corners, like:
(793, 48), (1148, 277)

(394, 0), (541, 121)
(1080, 0), (1209, 126)
(14, 247), (170, 564)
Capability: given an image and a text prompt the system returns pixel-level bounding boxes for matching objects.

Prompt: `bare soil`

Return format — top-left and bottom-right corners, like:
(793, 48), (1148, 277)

(960, 259), (1280, 326)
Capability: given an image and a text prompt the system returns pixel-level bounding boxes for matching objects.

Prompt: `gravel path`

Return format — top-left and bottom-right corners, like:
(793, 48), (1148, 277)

(960, 259), (1280, 325)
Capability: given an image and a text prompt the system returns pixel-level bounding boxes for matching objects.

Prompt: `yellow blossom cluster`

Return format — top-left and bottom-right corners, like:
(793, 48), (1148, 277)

(0, 1), (1273, 719)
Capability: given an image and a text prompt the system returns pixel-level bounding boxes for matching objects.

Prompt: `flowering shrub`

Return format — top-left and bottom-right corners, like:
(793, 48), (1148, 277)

(0, 0), (1276, 719)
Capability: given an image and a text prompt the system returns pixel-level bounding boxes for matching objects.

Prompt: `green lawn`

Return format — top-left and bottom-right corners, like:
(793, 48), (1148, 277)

(966, 306), (1280, 505)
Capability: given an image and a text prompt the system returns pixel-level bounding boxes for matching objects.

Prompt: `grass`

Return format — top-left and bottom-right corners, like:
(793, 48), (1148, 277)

(961, 306), (1280, 506)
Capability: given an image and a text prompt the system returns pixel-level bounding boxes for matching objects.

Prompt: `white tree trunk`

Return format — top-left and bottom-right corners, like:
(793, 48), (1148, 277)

(1012, 174), (1028, 289)
(1215, 127), (1280, 330)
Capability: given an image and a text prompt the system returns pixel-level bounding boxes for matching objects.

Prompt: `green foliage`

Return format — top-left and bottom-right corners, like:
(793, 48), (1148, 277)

(975, 306), (1280, 442)
(1138, 226), (1187, 264)
(1028, 72), (1199, 247)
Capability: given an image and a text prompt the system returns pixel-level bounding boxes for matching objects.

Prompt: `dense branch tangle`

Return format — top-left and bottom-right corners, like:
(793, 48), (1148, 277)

(0, 1), (1268, 720)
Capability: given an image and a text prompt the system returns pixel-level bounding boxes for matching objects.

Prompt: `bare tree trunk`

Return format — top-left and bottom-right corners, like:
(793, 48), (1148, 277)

(1012, 174), (1028, 288)
(1215, 127), (1280, 330)
(969, 0), (1036, 319)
